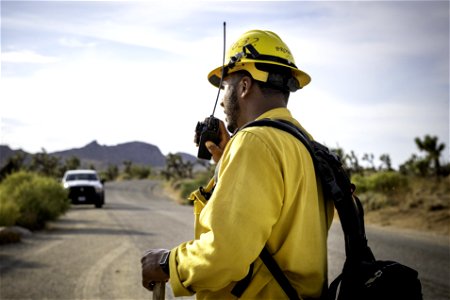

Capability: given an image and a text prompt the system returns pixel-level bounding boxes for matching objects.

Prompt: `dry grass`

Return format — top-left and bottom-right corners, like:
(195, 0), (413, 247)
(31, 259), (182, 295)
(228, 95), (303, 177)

(362, 176), (450, 236)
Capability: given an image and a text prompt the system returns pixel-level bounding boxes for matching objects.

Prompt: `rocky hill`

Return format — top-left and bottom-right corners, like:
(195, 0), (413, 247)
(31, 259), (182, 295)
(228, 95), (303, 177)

(52, 140), (166, 168)
(0, 141), (198, 171)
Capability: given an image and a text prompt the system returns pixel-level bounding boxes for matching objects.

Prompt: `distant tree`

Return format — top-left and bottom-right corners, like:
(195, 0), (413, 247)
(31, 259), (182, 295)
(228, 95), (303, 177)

(0, 152), (27, 181)
(379, 153), (393, 171)
(163, 153), (193, 180)
(414, 135), (446, 176)
(330, 146), (351, 173)
(347, 150), (363, 175)
(29, 149), (61, 178)
(123, 160), (133, 179)
(362, 153), (375, 171)
(59, 156), (81, 175)
(399, 154), (429, 177)
(131, 165), (151, 179)
(184, 161), (194, 178)
(121, 160), (151, 180)
(103, 164), (119, 181)
(64, 156), (81, 170)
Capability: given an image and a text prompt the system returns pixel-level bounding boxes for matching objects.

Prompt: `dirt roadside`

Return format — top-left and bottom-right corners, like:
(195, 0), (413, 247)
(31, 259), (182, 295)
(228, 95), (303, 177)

(363, 176), (450, 237)
(364, 206), (449, 237)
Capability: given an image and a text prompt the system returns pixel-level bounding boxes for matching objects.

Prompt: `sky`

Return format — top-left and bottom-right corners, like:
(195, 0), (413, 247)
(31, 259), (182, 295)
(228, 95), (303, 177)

(1, 0), (449, 169)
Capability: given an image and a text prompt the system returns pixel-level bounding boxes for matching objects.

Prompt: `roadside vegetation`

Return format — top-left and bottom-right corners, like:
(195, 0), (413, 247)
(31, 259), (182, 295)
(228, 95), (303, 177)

(0, 171), (69, 231)
(164, 134), (449, 235)
(0, 134), (448, 241)
(0, 150), (155, 244)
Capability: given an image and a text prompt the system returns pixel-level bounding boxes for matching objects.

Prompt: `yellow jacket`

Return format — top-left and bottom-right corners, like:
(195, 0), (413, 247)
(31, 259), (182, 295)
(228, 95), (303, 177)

(169, 108), (334, 299)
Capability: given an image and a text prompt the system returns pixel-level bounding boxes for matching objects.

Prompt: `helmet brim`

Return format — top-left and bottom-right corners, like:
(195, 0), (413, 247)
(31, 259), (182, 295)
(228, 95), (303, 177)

(207, 60), (311, 90)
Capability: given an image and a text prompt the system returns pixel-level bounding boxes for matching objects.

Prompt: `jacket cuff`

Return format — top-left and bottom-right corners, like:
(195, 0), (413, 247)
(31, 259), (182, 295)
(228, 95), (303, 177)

(169, 247), (195, 297)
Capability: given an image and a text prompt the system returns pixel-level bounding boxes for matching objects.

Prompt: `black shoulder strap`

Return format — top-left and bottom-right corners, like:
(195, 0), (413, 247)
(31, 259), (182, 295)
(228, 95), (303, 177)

(243, 119), (372, 259)
(232, 118), (373, 299)
(260, 247), (301, 300)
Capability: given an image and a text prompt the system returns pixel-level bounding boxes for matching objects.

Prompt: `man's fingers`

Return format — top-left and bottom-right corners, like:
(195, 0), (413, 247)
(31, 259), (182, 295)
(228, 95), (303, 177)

(205, 141), (223, 163)
(205, 141), (218, 151)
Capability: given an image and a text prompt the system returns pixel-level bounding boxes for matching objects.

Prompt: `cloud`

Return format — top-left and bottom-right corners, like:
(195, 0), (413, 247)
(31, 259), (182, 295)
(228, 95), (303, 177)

(1, 0), (448, 164)
(2, 50), (60, 64)
(59, 37), (97, 48)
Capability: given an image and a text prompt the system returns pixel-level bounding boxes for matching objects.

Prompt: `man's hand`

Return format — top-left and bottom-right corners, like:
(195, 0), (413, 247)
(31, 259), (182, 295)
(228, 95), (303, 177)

(205, 120), (230, 163)
(141, 249), (170, 291)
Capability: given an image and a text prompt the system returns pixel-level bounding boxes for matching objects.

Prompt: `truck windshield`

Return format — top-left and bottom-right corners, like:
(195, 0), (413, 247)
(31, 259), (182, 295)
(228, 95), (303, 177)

(66, 174), (98, 181)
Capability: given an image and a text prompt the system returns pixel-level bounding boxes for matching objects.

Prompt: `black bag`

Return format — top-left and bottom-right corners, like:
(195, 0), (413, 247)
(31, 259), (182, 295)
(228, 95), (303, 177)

(329, 259), (422, 300)
(239, 119), (423, 300)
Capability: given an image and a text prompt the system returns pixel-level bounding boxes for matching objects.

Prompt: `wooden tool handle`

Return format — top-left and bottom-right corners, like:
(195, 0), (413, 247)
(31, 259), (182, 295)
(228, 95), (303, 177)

(152, 282), (165, 300)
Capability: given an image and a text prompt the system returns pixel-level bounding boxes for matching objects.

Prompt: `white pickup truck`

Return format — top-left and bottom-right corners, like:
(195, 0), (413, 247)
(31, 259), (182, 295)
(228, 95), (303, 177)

(62, 169), (105, 208)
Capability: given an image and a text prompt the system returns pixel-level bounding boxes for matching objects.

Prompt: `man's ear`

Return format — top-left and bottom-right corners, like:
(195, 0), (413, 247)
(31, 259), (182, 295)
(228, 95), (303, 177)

(239, 76), (253, 98)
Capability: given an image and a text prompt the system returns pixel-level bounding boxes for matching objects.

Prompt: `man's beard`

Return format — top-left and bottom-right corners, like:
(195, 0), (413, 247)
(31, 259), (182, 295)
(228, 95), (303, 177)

(224, 84), (240, 133)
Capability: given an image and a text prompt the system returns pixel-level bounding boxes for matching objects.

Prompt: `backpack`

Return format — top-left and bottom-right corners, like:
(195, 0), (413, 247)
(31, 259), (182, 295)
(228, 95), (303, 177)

(234, 118), (423, 300)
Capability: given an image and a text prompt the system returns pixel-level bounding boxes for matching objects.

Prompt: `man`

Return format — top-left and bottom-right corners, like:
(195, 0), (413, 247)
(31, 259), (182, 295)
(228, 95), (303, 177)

(142, 30), (334, 299)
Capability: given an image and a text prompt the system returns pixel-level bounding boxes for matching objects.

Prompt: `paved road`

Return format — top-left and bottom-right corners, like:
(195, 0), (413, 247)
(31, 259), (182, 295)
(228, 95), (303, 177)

(0, 179), (448, 299)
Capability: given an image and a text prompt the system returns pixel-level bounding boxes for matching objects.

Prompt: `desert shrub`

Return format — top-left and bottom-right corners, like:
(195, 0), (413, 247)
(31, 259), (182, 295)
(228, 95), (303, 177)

(178, 180), (199, 200)
(369, 171), (409, 193)
(0, 190), (21, 226)
(177, 171), (213, 203)
(359, 191), (394, 211)
(352, 171), (409, 194)
(353, 171), (410, 211)
(0, 171), (69, 229)
(352, 174), (371, 193)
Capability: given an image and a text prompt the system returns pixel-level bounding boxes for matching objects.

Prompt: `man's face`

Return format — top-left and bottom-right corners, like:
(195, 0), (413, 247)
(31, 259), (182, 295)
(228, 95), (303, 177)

(221, 76), (240, 133)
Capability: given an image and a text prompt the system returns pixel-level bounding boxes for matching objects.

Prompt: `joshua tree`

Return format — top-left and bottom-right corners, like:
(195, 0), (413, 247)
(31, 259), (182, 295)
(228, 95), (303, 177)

(29, 149), (61, 178)
(414, 135), (446, 176)
(379, 153), (393, 171)
(362, 153), (375, 171)
(164, 153), (193, 180)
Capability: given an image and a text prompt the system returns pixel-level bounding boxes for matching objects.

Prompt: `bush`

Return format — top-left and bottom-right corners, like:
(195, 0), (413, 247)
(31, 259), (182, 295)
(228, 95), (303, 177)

(0, 171), (70, 229)
(175, 170), (213, 203)
(352, 174), (371, 193)
(352, 171), (410, 211)
(370, 171), (409, 193)
(352, 171), (409, 194)
(0, 190), (20, 226)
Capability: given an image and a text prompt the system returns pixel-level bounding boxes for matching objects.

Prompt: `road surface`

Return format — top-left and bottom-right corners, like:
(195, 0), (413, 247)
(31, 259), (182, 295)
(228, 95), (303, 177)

(0, 179), (448, 299)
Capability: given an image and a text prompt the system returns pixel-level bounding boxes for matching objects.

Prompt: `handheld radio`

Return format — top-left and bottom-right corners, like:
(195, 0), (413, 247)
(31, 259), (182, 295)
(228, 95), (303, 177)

(194, 22), (227, 160)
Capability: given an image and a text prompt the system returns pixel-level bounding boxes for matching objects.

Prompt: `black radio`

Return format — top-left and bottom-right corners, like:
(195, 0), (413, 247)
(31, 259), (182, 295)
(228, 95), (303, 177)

(195, 116), (220, 160)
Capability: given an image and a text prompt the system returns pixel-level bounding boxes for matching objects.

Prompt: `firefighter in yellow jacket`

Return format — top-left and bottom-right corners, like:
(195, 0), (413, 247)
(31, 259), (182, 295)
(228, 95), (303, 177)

(141, 30), (334, 299)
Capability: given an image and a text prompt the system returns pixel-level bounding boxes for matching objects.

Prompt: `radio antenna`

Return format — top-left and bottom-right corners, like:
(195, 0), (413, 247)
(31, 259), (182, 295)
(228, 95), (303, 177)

(211, 21), (226, 116)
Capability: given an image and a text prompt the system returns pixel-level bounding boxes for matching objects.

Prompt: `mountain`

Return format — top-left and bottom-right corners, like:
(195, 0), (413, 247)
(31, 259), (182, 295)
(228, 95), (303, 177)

(52, 140), (166, 168)
(1, 141), (200, 171)
(0, 145), (31, 167)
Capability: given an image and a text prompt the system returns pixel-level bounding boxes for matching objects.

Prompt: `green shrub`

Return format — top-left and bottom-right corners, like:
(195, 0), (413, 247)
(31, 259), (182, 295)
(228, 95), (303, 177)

(369, 171), (409, 193)
(352, 171), (409, 194)
(176, 171), (213, 203)
(0, 171), (70, 229)
(352, 171), (410, 211)
(180, 180), (202, 200)
(0, 190), (21, 226)
(352, 174), (370, 193)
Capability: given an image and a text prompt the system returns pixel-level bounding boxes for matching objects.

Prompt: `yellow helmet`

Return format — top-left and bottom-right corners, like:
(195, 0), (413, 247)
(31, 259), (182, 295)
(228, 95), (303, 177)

(208, 30), (311, 92)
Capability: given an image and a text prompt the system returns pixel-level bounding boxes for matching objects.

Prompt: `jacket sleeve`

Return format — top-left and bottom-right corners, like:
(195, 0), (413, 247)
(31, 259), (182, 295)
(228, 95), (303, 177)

(170, 130), (284, 295)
